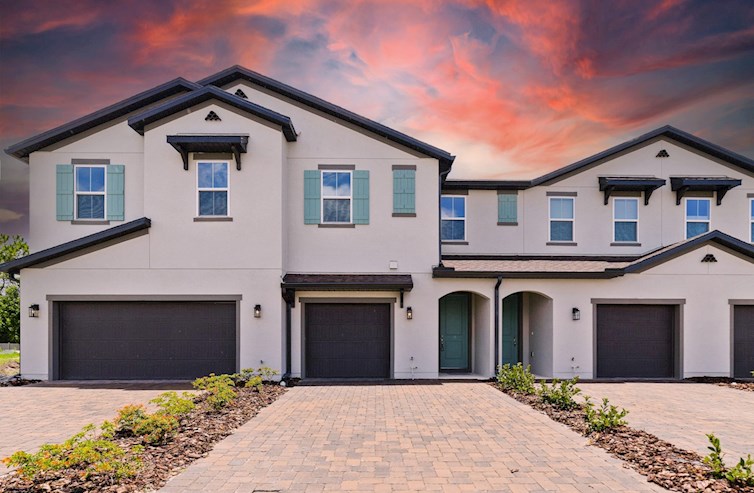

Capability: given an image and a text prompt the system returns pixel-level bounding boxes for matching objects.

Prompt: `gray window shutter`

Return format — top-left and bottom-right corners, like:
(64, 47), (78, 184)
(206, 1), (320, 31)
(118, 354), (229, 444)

(353, 170), (370, 224)
(393, 169), (416, 213)
(498, 193), (517, 223)
(56, 164), (74, 220)
(304, 170), (321, 224)
(106, 165), (125, 221)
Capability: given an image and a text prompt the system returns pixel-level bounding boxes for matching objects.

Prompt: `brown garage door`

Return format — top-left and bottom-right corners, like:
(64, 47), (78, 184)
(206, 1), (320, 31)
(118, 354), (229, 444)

(596, 304), (675, 378)
(734, 305), (754, 378)
(57, 301), (236, 380)
(305, 303), (390, 378)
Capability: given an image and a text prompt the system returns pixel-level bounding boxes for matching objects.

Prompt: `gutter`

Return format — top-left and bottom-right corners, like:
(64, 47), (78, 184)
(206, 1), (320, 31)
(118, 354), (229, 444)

(493, 276), (502, 377)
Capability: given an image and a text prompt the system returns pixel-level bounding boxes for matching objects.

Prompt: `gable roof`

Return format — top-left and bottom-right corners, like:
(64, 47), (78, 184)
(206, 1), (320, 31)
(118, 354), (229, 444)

(444, 125), (754, 191)
(127, 86), (298, 141)
(0, 218), (151, 275)
(6, 79), (201, 162)
(198, 65), (455, 173)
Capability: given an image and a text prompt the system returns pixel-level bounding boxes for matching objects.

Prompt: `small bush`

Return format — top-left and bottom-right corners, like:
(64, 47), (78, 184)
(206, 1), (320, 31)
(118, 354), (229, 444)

(539, 377), (581, 410)
(115, 404), (179, 445)
(232, 367), (279, 390)
(193, 373), (237, 410)
(2, 424), (141, 480)
(496, 363), (536, 395)
(115, 404), (149, 434)
(584, 396), (629, 432)
(726, 455), (754, 486)
(151, 391), (195, 416)
(704, 434), (754, 486)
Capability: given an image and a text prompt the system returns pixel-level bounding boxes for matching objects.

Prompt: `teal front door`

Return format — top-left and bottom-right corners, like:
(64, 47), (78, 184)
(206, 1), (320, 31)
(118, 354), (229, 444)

(440, 293), (470, 371)
(501, 294), (521, 367)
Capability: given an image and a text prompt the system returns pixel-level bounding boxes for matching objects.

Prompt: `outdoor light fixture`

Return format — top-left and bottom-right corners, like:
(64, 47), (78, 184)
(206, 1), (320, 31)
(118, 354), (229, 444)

(572, 308), (580, 321)
(28, 304), (40, 318)
(254, 304), (262, 318)
(406, 307), (413, 320)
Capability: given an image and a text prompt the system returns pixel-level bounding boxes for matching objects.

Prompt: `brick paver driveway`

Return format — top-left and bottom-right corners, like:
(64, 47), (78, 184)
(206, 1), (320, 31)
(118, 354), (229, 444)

(0, 381), (189, 475)
(160, 383), (662, 492)
(580, 383), (754, 465)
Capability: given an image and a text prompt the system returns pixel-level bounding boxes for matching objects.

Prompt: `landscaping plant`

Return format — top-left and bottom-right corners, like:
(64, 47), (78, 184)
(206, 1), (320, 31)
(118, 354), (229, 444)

(583, 396), (629, 432)
(115, 404), (179, 445)
(495, 363), (536, 395)
(193, 373), (238, 409)
(538, 377), (581, 410)
(232, 366), (280, 390)
(703, 433), (754, 486)
(151, 391), (196, 416)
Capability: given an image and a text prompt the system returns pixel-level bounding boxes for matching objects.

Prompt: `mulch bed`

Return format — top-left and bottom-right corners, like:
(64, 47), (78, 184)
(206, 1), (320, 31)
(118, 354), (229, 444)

(493, 384), (754, 493)
(686, 377), (754, 393)
(0, 384), (286, 492)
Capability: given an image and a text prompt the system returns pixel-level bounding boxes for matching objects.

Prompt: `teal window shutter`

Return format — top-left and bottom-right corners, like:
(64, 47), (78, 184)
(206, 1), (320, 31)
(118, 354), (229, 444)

(353, 170), (370, 224)
(498, 193), (517, 224)
(106, 165), (125, 221)
(393, 169), (416, 214)
(56, 164), (74, 220)
(304, 170), (321, 224)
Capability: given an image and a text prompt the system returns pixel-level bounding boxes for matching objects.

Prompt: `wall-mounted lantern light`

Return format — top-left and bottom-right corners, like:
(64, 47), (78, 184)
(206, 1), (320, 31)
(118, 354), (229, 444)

(28, 304), (40, 318)
(254, 304), (262, 318)
(572, 308), (580, 321)
(406, 307), (413, 320)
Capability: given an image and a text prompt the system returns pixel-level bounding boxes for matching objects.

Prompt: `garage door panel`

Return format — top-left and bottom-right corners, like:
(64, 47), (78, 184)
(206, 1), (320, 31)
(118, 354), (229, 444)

(58, 301), (236, 380)
(734, 306), (754, 379)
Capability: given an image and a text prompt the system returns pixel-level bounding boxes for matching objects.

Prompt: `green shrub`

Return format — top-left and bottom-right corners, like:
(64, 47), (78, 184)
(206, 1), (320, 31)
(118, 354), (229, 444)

(2, 424), (141, 480)
(193, 373), (238, 410)
(232, 367), (279, 390)
(583, 396), (629, 432)
(496, 363), (536, 395)
(703, 434), (754, 486)
(539, 377), (581, 410)
(726, 455), (754, 486)
(151, 391), (195, 416)
(115, 404), (179, 445)
(704, 433), (727, 478)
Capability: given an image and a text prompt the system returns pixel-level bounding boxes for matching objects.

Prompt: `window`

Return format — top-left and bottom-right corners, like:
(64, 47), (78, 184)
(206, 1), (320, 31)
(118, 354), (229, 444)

(322, 171), (351, 223)
(441, 195), (465, 241)
(549, 197), (574, 242)
(685, 198), (710, 238)
(74, 165), (106, 219)
(197, 161), (229, 216)
(613, 198), (638, 242)
(750, 198), (753, 243)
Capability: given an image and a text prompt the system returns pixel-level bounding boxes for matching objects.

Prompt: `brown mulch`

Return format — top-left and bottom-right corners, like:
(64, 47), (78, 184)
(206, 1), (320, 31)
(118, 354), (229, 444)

(493, 384), (753, 493)
(0, 384), (287, 492)
(686, 376), (754, 393)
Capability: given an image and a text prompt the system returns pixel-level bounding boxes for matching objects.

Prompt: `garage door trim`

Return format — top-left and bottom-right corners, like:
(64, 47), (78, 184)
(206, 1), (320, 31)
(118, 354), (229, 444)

(730, 300), (754, 379)
(48, 295), (241, 380)
(300, 297), (395, 379)
(591, 299), (684, 379)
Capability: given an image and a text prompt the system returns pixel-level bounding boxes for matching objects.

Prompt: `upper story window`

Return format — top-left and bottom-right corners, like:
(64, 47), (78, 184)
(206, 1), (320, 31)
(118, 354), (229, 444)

(685, 198), (710, 238)
(197, 161), (229, 216)
(322, 171), (352, 223)
(75, 165), (106, 219)
(441, 195), (465, 241)
(549, 197), (574, 242)
(613, 198), (638, 243)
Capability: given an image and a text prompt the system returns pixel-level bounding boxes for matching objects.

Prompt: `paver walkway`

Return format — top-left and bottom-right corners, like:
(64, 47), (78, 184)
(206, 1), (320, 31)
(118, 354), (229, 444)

(579, 383), (754, 465)
(0, 382), (188, 475)
(160, 383), (662, 492)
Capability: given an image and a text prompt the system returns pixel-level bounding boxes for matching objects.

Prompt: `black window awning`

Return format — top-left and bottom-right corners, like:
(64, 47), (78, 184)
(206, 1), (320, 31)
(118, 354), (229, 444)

(167, 135), (248, 170)
(598, 177), (666, 205)
(670, 177), (742, 205)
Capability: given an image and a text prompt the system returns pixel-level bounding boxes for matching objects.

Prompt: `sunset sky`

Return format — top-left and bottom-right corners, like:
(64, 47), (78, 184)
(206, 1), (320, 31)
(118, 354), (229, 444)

(1, 0), (753, 238)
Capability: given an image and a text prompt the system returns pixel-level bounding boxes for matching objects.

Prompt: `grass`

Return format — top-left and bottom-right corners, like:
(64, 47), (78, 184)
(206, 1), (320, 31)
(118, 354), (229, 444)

(0, 351), (20, 376)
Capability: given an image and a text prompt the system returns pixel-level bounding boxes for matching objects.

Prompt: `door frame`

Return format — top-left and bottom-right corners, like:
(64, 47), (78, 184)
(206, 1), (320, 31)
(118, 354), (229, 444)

(438, 292), (472, 373)
(501, 292), (523, 366)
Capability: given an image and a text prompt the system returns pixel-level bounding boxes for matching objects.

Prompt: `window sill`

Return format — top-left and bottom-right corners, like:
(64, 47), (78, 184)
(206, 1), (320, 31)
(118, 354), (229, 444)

(442, 241), (469, 245)
(71, 220), (110, 225)
(610, 242), (641, 246)
(392, 212), (416, 217)
(318, 223), (356, 228)
(194, 217), (233, 222)
(546, 241), (577, 246)
(497, 222), (518, 226)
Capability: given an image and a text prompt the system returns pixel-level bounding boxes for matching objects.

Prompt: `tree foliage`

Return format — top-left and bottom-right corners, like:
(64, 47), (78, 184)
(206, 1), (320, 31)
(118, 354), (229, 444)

(0, 234), (29, 343)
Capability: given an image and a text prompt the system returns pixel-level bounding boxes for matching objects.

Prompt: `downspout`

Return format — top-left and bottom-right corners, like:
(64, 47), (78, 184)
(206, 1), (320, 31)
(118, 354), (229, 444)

(493, 276), (503, 376)
(438, 167), (452, 267)
(285, 299), (292, 379)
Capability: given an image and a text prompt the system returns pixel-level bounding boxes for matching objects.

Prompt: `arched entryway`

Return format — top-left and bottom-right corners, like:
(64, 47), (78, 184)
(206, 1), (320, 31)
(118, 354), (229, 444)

(439, 291), (491, 376)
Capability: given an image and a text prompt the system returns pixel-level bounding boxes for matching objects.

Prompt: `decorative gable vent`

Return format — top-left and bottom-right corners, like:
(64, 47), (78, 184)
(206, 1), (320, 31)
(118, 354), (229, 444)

(701, 254), (717, 263)
(234, 89), (248, 99)
(656, 149), (670, 158)
(205, 111), (221, 121)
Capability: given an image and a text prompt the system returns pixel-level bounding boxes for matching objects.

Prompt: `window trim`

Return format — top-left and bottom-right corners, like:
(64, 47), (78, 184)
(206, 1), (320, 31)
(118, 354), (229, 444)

(548, 196), (575, 243)
(684, 197), (711, 239)
(74, 164), (107, 220)
(441, 195), (466, 242)
(196, 160), (230, 217)
(749, 197), (754, 243)
(612, 197), (639, 243)
(320, 169), (353, 224)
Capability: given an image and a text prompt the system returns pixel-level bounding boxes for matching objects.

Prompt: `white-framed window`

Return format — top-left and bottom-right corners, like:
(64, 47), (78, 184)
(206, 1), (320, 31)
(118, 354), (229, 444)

(321, 170), (352, 223)
(613, 198), (639, 243)
(74, 165), (106, 219)
(685, 198), (710, 238)
(197, 161), (229, 216)
(441, 195), (465, 241)
(549, 197), (574, 242)
(749, 198), (754, 243)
